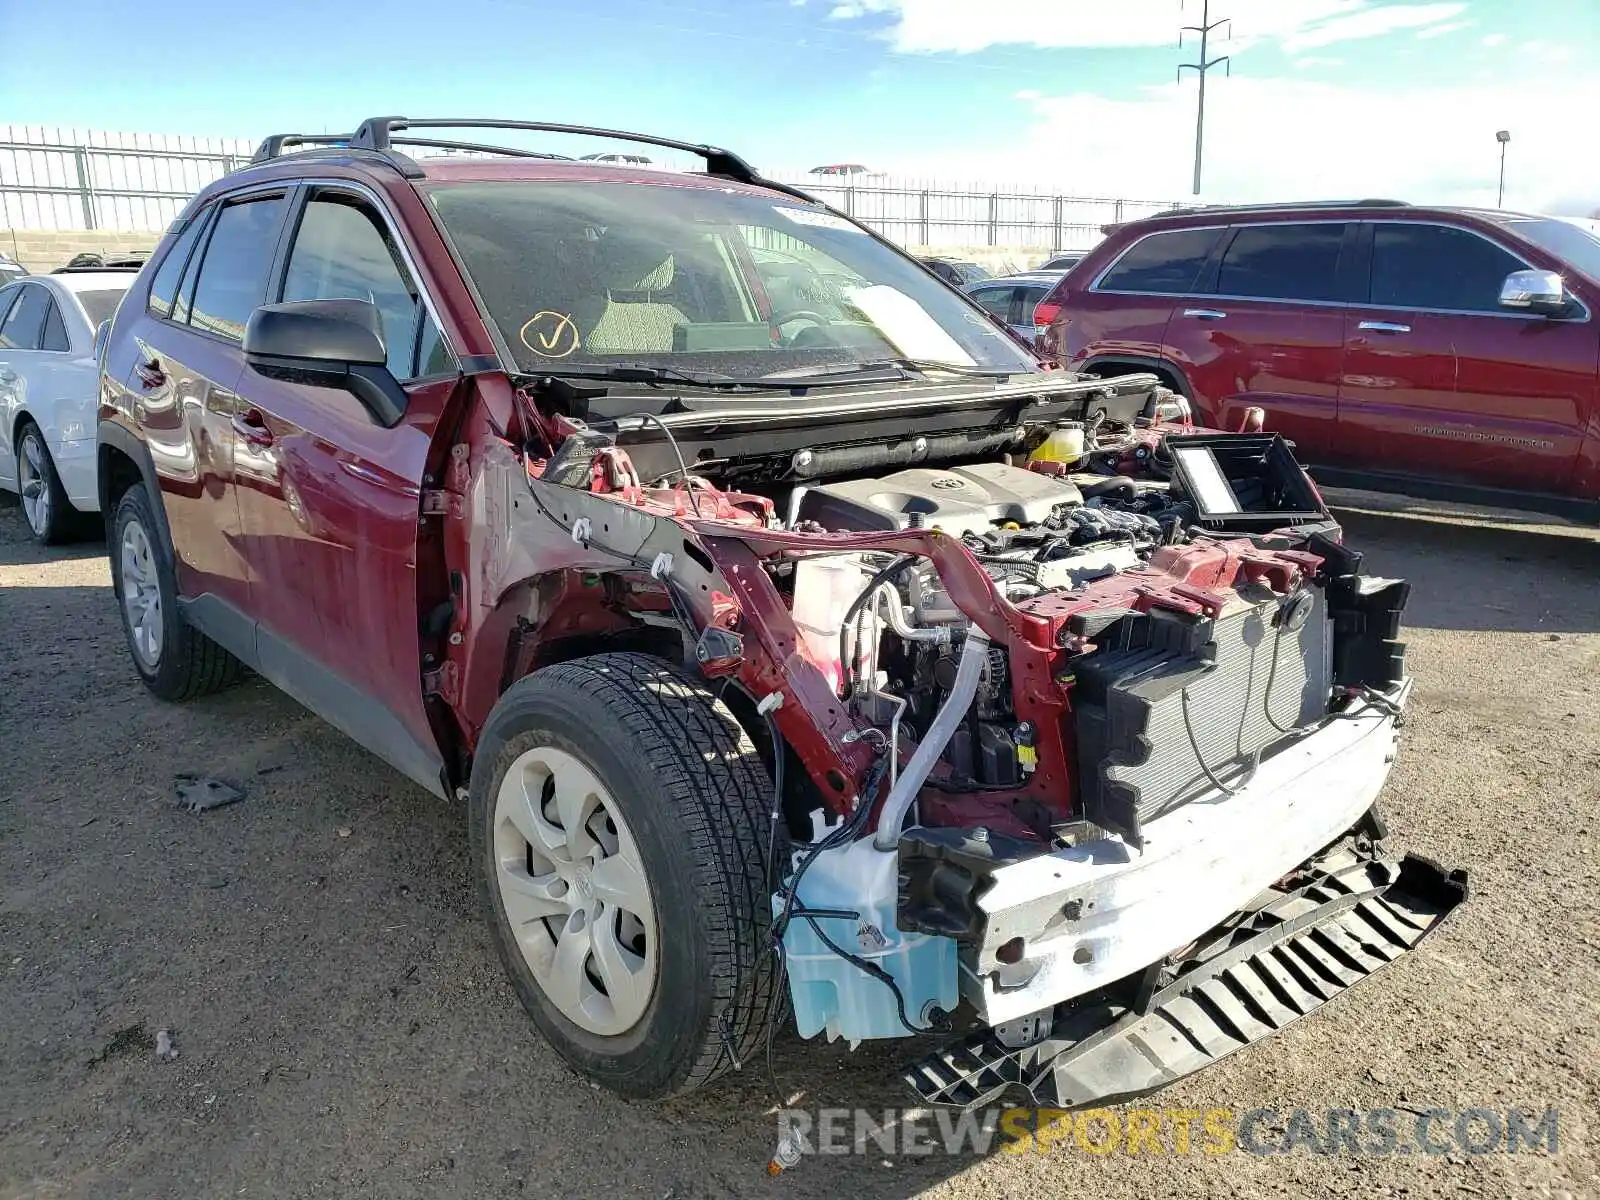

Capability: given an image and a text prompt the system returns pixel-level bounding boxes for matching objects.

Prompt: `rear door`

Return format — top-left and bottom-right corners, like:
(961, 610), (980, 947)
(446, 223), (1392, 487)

(1052, 225), (1224, 384)
(1336, 220), (1594, 491)
(1166, 221), (1352, 454)
(0, 283), (50, 484)
(125, 190), (291, 615)
(231, 186), (459, 794)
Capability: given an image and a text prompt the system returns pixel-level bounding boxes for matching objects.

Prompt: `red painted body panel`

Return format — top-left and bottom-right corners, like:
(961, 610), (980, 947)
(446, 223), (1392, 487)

(1044, 204), (1600, 502)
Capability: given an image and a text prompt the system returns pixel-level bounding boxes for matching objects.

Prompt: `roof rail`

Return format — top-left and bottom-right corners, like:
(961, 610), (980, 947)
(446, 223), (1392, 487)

(1153, 198), (1411, 218)
(346, 116), (815, 200)
(251, 133), (354, 162)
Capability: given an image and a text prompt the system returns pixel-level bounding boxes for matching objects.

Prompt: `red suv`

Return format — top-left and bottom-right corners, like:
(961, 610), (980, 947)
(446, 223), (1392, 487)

(95, 120), (1460, 1107)
(1038, 201), (1600, 520)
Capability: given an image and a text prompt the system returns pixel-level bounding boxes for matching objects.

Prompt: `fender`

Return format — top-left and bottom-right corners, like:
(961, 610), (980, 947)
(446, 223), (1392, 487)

(1081, 355), (1204, 418)
(97, 418), (176, 557)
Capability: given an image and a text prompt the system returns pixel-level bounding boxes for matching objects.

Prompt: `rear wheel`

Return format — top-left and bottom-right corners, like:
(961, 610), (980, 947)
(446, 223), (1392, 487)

(469, 652), (785, 1098)
(111, 486), (243, 700)
(16, 423), (78, 545)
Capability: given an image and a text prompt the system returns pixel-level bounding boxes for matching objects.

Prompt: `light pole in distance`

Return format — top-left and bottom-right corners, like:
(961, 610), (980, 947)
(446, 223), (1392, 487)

(1496, 130), (1510, 207)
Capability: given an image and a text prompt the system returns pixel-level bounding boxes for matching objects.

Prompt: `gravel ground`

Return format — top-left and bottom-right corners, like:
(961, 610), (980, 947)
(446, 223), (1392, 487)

(1, 493), (1596, 1200)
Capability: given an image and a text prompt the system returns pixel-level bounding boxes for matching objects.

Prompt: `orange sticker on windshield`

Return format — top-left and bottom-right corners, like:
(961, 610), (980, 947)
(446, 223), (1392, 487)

(519, 311), (580, 358)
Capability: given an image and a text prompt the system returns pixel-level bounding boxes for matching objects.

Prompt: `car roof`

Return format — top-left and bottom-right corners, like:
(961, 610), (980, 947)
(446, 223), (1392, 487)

(214, 150), (799, 204)
(972, 272), (1064, 286)
(1114, 199), (1573, 234)
(44, 270), (136, 295)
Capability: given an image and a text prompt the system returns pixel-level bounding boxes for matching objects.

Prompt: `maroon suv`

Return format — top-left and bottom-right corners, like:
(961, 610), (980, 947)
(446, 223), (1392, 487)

(1038, 201), (1600, 520)
(95, 120), (1461, 1107)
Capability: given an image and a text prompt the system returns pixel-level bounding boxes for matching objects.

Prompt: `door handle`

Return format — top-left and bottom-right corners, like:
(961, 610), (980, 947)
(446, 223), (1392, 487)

(135, 358), (166, 389)
(1182, 308), (1227, 320)
(1357, 320), (1411, 334)
(231, 407), (275, 447)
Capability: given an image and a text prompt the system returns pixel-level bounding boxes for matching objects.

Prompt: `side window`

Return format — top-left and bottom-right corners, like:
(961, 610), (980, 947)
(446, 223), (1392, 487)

(40, 297), (69, 352)
(1018, 284), (1050, 318)
(1370, 224), (1525, 313)
(0, 285), (19, 327)
(187, 195), (288, 342)
(0, 285), (50, 350)
(1096, 228), (1223, 295)
(1215, 224), (1347, 302)
(970, 286), (1015, 321)
(147, 209), (210, 319)
(281, 197), (448, 380)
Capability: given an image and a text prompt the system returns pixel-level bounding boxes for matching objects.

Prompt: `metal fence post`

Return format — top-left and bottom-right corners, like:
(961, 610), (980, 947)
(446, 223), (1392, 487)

(919, 189), (929, 246)
(1114, 199), (1124, 224)
(843, 186), (855, 217)
(987, 193), (998, 246)
(73, 146), (98, 230)
(1052, 196), (1063, 251)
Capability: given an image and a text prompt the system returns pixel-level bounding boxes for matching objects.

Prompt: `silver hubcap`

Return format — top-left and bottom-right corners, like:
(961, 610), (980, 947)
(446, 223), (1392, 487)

(493, 746), (658, 1036)
(18, 433), (50, 536)
(120, 519), (163, 666)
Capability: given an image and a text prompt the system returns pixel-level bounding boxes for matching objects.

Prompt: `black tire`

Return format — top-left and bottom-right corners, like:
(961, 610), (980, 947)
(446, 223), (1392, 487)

(469, 652), (786, 1099)
(15, 422), (82, 545)
(110, 485), (243, 701)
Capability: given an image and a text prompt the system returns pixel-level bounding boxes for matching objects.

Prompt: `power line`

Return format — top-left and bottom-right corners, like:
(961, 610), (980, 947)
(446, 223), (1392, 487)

(1178, 0), (1231, 196)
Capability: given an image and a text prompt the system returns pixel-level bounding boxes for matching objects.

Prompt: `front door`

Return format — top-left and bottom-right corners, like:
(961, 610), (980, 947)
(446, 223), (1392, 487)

(1336, 220), (1595, 491)
(231, 188), (459, 794)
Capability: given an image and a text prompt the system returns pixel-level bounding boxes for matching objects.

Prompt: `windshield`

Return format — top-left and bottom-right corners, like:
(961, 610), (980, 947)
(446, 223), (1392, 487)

(76, 288), (128, 328)
(425, 181), (1037, 380)
(1504, 217), (1600, 283)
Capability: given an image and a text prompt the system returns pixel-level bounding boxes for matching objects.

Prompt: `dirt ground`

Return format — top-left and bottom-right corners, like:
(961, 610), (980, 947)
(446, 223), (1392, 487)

(1, 492), (1596, 1200)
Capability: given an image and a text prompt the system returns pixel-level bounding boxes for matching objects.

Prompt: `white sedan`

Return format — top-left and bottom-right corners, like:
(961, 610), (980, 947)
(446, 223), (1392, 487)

(0, 270), (132, 543)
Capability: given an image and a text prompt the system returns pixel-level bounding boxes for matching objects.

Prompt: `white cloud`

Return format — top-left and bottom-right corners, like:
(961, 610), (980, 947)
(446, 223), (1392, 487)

(1481, 32), (1506, 46)
(823, 0), (1469, 54)
(879, 73), (1600, 213)
(1281, 3), (1464, 51)
(1294, 55), (1347, 68)
(1415, 18), (1472, 38)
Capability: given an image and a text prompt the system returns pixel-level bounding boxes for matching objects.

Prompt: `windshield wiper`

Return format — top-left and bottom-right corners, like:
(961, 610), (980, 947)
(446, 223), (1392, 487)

(525, 364), (808, 391)
(760, 358), (1026, 383)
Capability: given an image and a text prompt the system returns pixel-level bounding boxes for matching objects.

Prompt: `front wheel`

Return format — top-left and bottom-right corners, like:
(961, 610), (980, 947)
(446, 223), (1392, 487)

(468, 652), (785, 1099)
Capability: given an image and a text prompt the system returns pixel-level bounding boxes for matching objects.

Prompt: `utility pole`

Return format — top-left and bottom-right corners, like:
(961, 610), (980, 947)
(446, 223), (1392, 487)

(1496, 130), (1510, 207)
(1179, 0), (1231, 196)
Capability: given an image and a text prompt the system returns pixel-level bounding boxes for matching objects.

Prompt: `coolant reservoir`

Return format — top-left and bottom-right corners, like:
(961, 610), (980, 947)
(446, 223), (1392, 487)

(1029, 423), (1086, 467)
(775, 835), (958, 1046)
(791, 556), (868, 693)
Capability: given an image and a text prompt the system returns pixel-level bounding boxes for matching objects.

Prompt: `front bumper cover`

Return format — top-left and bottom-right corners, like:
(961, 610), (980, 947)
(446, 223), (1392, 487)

(959, 682), (1416, 1025)
(904, 844), (1467, 1109)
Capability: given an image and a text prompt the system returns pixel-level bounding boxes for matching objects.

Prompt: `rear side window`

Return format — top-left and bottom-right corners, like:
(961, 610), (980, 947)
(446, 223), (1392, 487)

(1216, 224), (1347, 302)
(0, 285), (19, 326)
(1369, 223), (1525, 313)
(40, 297), (69, 351)
(281, 196), (442, 380)
(148, 211), (210, 319)
(0, 285), (50, 349)
(1096, 228), (1222, 295)
(187, 195), (288, 342)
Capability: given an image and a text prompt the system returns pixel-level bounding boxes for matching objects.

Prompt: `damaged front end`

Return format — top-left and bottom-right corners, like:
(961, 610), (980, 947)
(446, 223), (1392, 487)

(455, 371), (1463, 1108)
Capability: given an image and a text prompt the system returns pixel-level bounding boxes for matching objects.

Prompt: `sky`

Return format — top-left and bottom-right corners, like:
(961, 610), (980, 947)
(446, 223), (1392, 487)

(1, 0), (1596, 211)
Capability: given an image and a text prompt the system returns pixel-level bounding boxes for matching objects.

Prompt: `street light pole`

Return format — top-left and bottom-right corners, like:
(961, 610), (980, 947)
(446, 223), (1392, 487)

(1496, 130), (1510, 207)
(1180, 0), (1231, 196)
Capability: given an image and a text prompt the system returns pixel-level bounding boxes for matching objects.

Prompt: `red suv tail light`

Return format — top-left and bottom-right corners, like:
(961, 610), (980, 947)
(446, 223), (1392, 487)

(1032, 298), (1062, 328)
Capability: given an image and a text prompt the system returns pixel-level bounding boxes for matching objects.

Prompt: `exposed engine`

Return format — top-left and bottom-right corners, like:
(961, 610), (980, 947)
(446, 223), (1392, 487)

(779, 440), (1406, 848)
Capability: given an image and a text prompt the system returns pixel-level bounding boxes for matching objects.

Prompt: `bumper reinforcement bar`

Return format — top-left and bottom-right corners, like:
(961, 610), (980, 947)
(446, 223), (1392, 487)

(904, 844), (1467, 1109)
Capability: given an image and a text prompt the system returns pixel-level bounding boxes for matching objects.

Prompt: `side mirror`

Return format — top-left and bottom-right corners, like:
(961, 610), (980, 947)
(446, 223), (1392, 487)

(1499, 269), (1568, 317)
(243, 298), (405, 426)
